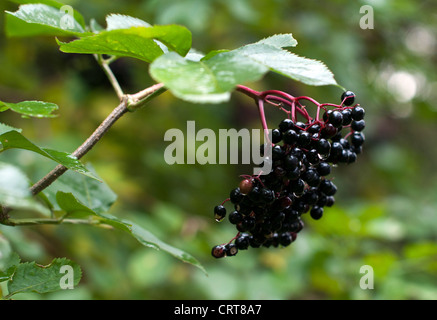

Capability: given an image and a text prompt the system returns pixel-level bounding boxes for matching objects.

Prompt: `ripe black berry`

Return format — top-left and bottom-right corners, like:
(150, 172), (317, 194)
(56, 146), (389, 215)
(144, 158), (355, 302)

(328, 110), (343, 128)
(283, 129), (298, 144)
(229, 210), (243, 224)
(321, 123), (337, 139)
(351, 132), (365, 147)
(317, 138), (331, 157)
(279, 119), (294, 132)
(230, 188), (243, 204)
(316, 162), (331, 176)
(341, 109), (352, 125)
(351, 119), (365, 132)
(235, 234), (250, 250)
(341, 91), (356, 106)
(351, 105), (365, 121)
(297, 131), (311, 147)
(310, 206), (324, 220)
(279, 232), (294, 246)
(271, 129), (283, 143)
(319, 179), (337, 196)
(214, 205), (227, 221)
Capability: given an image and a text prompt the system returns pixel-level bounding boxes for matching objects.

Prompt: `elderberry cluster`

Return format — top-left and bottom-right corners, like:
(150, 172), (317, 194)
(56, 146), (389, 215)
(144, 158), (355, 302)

(211, 91), (366, 258)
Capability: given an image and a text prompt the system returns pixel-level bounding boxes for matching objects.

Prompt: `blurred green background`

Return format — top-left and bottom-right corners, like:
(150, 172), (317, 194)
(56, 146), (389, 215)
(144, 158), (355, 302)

(1, 0), (437, 300)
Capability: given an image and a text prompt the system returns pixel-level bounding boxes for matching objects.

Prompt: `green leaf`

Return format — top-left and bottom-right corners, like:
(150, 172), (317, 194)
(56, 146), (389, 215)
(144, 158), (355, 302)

(105, 14), (151, 30)
(54, 191), (205, 273)
(8, 0), (87, 28)
(150, 34), (337, 103)
(234, 43), (337, 86)
(5, 4), (90, 37)
(0, 100), (58, 118)
(254, 33), (298, 48)
(45, 165), (117, 214)
(150, 51), (267, 103)
(0, 130), (99, 181)
(58, 25), (192, 62)
(0, 162), (50, 215)
(96, 212), (207, 274)
(0, 123), (22, 135)
(6, 258), (82, 298)
(55, 191), (100, 219)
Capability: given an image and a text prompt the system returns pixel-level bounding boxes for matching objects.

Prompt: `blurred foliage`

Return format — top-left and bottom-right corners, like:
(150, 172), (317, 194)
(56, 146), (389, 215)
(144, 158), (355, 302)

(1, 0), (437, 300)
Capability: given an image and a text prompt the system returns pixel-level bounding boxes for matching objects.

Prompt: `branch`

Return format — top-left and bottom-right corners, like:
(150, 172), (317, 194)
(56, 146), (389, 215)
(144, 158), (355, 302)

(2, 217), (111, 227)
(95, 54), (124, 100)
(29, 98), (129, 196)
(29, 82), (166, 196)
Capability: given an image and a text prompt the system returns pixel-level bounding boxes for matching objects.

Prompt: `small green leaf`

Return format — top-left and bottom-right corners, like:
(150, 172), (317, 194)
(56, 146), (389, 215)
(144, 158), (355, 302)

(5, 4), (90, 37)
(0, 131), (99, 181)
(58, 25), (192, 62)
(0, 100), (58, 118)
(0, 162), (50, 215)
(6, 258), (82, 298)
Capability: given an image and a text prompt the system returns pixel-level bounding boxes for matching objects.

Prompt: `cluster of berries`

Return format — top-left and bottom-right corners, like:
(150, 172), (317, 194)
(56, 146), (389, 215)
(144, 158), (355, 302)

(211, 91), (365, 258)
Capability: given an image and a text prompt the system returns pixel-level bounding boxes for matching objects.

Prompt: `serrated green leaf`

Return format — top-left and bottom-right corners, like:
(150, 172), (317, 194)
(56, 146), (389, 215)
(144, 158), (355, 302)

(6, 258), (82, 297)
(0, 131), (99, 181)
(0, 100), (58, 118)
(5, 4), (90, 37)
(0, 162), (50, 215)
(235, 43), (337, 86)
(255, 33), (298, 48)
(150, 34), (337, 103)
(58, 25), (192, 62)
